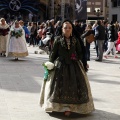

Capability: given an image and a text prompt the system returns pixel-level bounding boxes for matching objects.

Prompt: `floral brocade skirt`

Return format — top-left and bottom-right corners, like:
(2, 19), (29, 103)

(40, 60), (94, 114)
(0, 35), (7, 53)
(7, 37), (28, 57)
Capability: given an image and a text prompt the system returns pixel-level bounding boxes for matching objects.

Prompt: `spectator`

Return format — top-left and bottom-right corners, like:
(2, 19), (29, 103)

(81, 24), (95, 61)
(30, 22), (37, 46)
(28, 12), (33, 22)
(104, 21), (118, 59)
(95, 20), (105, 62)
(19, 20), (30, 43)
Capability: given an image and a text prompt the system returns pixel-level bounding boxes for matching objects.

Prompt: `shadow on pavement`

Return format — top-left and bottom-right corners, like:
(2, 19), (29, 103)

(90, 79), (120, 85)
(90, 57), (120, 64)
(8, 59), (27, 62)
(0, 56), (44, 93)
(47, 109), (120, 120)
(89, 74), (120, 85)
(102, 59), (120, 64)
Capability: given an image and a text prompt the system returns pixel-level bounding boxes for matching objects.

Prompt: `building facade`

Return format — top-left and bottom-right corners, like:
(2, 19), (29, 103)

(108, 0), (120, 22)
(48, 0), (75, 21)
(87, 0), (107, 20)
(48, 0), (108, 21)
(0, 0), (47, 22)
(0, 0), (110, 22)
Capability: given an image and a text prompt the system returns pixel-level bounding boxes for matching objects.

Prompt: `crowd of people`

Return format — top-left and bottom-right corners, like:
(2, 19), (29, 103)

(0, 17), (120, 116)
(80, 20), (120, 62)
(20, 19), (120, 61)
(1, 17), (120, 61)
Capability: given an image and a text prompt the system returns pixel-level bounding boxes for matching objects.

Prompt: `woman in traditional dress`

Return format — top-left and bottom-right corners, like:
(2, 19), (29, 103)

(39, 20), (94, 116)
(0, 18), (9, 56)
(6, 20), (28, 60)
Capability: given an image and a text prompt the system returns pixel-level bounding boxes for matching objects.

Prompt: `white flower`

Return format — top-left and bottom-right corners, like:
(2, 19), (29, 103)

(44, 61), (54, 70)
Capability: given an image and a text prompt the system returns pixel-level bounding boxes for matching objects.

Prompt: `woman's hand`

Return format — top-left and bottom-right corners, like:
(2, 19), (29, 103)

(84, 64), (89, 72)
(86, 64), (89, 69)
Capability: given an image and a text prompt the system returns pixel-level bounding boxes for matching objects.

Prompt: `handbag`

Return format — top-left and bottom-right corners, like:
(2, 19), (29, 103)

(86, 34), (95, 43)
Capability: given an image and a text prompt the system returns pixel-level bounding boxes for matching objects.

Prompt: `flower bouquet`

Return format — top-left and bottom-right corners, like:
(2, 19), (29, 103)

(42, 61), (54, 81)
(11, 29), (23, 38)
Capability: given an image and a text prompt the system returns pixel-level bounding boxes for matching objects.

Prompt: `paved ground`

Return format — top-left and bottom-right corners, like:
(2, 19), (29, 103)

(0, 44), (120, 120)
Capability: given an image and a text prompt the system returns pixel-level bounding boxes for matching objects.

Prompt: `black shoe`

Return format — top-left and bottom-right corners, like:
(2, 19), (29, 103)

(3, 53), (6, 57)
(1, 53), (5, 57)
(108, 52), (110, 55)
(95, 59), (102, 62)
(15, 58), (18, 61)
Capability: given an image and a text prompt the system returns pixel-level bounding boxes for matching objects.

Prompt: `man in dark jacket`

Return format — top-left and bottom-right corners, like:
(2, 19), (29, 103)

(95, 20), (105, 61)
(73, 20), (88, 71)
(73, 20), (83, 37)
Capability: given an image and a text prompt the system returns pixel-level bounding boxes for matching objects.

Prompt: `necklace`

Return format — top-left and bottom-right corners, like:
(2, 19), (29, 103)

(66, 38), (70, 50)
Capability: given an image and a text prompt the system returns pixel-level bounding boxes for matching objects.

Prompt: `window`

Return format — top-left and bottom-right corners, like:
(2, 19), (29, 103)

(95, 2), (101, 5)
(87, 2), (91, 5)
(105, 0), (108, 7)
(112, 14), (117, 22)
(87, 8), (91, 12)
(112, 0), (118, 7)
(118, 0), (120, 6)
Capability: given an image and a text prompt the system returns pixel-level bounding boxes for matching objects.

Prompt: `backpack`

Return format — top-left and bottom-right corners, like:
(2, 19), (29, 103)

(86, 34), (95, 43)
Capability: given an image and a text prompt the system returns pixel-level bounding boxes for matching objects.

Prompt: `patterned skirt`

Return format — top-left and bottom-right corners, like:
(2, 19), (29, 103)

(7, 37), (28, 57)
(0, 35), (7, 53)
(40, 60), (94, 114)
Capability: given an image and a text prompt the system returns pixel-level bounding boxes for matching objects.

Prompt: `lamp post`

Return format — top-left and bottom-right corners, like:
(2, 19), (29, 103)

(94, 9), (103, 20)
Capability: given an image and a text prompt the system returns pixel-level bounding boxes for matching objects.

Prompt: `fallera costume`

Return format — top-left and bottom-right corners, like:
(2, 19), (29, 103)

(40, 36), (94, 114)
(6, 24), (28, 58)
(0, 21), (9, 55)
